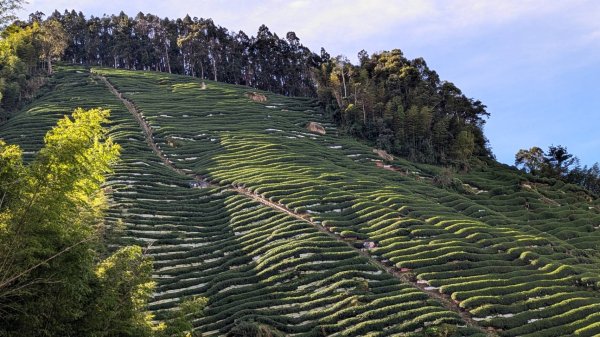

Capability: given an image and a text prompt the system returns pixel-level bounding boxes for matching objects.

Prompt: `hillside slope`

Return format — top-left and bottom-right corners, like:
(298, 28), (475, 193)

(2, 67), (600, 337)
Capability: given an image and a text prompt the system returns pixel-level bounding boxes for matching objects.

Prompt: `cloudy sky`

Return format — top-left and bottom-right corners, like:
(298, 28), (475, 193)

(16, 0), (600, 166)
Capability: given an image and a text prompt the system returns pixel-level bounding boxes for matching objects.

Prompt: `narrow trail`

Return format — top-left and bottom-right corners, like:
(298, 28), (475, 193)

(97, 73), (494, 336)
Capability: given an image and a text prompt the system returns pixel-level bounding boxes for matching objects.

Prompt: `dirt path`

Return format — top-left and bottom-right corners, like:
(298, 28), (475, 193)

(98, 75), (207, 180)
(97, 73), (494, 336)
(238, 189), (489, 332)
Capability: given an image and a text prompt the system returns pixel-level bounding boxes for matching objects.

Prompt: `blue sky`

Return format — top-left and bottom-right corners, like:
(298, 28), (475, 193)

(17, 0), (600, 166)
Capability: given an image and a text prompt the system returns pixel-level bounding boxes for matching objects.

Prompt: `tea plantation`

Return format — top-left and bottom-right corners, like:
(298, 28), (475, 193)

(2, 66), (600, 336)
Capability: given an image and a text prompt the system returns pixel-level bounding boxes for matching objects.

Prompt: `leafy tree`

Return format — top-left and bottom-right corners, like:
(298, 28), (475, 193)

(0, 22), (43, 115)
(516, 145), (577, 177)
(567, 163), (600, 196)
(37, 19), (68, 74)
(452, 129), (475, 168)
(0, 107), (206, 336)
(82, 246), (158, 337)
(177, 16), (206, 78)
(0, 107), (120, 336)
(546, 144), (576, 176)
(515, 146), (546, 175)
(515, 144), (599, 197)
(111, 12), (134, 69)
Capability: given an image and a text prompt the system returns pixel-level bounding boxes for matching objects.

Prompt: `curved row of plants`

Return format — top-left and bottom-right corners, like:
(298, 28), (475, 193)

(98, 71), (481, 335)
(0, 67), (483, 336)
(95, 67), (600, 337)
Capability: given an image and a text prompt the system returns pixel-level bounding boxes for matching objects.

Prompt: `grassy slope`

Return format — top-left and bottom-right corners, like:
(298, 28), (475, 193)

(1, 66), (600, 336)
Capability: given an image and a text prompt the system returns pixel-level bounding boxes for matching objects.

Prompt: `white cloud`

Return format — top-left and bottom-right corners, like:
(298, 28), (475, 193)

(15, 1), (600, 55)
(288, 1), (310, 9)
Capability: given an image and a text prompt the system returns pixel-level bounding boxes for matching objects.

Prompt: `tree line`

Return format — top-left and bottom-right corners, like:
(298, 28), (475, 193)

(1, 10), (491, 166)
(37, 10), (320, 97)
(515, 145), (600, 196)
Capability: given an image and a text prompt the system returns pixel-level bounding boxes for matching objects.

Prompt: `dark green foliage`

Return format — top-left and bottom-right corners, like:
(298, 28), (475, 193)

(515, 145), (600, 197)
(0, 108), (120, 336)
(0, 14), (70, 118)
(314, 50), (490, 165)
(566, 163), (600, 196)
(80, 246), (156, 337)
(45, 10), (319, 97)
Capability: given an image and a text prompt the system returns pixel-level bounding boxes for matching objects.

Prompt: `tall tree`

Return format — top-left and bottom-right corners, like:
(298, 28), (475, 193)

(37, 19), (67, 74)
(177, 16), (208, 78)
(0, 108), (120, 335)
(546, 144), (576, 177)
(515, 146), (546, 175)
(452, 129), (475, 168)
(0, 22), (41, 114)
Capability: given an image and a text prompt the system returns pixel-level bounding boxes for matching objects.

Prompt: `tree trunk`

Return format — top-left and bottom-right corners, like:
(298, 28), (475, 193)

(212, 58), (217, 82)
(164, 44), (171, 74)
(341, 66), (347, 98)
(333, 90), (342, 109)
(363, 102), (366, 124)
(46, 56), (53, 75)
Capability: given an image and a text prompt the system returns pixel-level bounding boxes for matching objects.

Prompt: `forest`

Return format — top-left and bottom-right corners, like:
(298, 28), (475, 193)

(1, 9), (492, 167)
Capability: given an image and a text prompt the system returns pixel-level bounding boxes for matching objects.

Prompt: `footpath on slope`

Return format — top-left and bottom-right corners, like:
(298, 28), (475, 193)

(96, 73), (495, 336)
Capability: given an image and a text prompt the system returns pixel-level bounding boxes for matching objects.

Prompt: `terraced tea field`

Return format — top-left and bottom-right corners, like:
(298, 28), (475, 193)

(2, 66), (600, 336)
